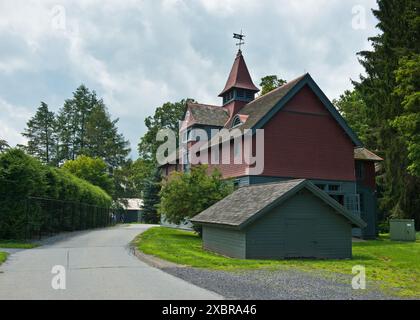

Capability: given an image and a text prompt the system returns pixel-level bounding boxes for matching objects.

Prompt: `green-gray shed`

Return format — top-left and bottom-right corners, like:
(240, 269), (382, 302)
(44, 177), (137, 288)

(191, 179), (366, 259)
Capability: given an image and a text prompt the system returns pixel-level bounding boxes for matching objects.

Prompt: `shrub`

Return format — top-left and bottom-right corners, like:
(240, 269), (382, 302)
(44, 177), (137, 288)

(62, 155), (114, 196)
(159, 165), (233, 235)
(0, 149), (47, 238)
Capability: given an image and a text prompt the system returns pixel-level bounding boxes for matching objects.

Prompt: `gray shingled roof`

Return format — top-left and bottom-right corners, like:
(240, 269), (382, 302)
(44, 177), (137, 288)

(206, 74), (306, 147)
(185, 74), (304, 131)
(354, 147), (383, 161)
(191, 179), (366, 229)
(238, 74), (306, 129)
(188, 103), (229, 127)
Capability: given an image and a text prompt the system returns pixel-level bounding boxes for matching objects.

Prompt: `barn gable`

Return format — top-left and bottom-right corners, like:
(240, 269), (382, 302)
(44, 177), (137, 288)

(235, 73), (362, 146)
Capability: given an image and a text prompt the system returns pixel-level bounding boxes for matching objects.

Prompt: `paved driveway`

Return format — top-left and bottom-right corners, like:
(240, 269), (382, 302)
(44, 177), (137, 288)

(0, 224), (221, 300)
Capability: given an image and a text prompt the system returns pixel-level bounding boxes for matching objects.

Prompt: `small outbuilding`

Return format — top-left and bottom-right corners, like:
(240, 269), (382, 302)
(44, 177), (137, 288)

(116, 198), (144, 223)
(191, 179), (366, 259)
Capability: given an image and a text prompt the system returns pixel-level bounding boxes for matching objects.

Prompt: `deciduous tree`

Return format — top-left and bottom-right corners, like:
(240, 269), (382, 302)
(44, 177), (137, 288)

(259, 75), (287, 96)
(138, 99), (193, 161)
(159, 165), (233, 230)
(62, 155), (114, 196)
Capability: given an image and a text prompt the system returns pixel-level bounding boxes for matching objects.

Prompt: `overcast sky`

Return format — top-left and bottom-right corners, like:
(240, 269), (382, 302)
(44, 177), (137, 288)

(0, 0), (379, 158)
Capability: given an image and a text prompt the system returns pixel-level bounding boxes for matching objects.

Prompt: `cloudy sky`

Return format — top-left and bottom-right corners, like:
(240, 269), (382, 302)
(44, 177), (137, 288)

(0, 0), (379, 158)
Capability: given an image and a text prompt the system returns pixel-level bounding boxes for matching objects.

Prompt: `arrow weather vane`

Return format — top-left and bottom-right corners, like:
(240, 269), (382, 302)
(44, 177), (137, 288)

(233, 30), (245, 50)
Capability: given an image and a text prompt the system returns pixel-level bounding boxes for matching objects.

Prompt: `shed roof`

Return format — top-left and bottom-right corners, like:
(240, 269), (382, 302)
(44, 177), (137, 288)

(354, 147), (383, 162)
(118, 198), (143, 210)
(191, 179), (366, 229)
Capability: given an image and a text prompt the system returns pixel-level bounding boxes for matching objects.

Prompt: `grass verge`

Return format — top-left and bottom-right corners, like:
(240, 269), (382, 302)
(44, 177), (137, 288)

(0, 240), (39, 249)
(0, 252), (8, 265)
(137, 227), (420, 298)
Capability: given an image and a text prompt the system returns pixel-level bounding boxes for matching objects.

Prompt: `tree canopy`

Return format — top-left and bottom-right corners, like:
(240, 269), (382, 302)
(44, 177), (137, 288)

(259, 75), (287, 96)
(138, 99), (193, 162)
(337, 0), (420, 226)
(0, 139), (10, 153)
(62, 155), (114, 196)
(23, 85), (130, 169)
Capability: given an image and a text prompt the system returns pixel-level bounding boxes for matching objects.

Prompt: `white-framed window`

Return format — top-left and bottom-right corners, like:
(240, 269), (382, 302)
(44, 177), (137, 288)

(232, 115), (242, 128)
(234, 140), (241, 157)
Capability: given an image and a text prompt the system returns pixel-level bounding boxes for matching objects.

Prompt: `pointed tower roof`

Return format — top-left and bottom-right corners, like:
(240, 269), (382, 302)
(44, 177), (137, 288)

(218, 50), (259, 97)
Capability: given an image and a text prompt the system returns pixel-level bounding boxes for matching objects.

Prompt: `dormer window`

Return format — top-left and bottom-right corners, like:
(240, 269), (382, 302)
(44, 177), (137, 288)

(232, 115), (242, 128)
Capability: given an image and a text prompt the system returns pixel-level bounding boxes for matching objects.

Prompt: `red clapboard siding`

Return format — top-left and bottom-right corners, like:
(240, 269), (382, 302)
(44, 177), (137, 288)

(261, 85), (355, 181)
(207, 141), (248, 178)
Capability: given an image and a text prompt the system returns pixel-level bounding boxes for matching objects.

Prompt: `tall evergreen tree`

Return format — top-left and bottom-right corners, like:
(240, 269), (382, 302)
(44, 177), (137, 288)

(333, 90), (373, 146)
(353, 0), (420, 223)
(84, 104), (130, 168)
(57, 85), (98, 161)
(56, 85), (130, 168)
(391, 54), (420, 177)
(0, 139), (10, 152)
(142, 168), (161, 224)
(22, 102), (58, 165)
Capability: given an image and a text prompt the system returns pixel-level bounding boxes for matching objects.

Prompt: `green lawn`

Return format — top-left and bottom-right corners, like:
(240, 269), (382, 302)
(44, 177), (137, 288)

(0, 240), (39, 249)
(137, 227), (420, 298)
(0, 252), (7, 265)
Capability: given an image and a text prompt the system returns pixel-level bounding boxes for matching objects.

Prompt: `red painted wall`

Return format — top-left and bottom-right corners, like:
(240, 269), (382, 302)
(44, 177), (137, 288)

(223, 100), (248, 121)
(357, 161), (376, 189)
(189, 85), (357, 182)
(261, 85), (356, 181)
(207, 141), (248, 178)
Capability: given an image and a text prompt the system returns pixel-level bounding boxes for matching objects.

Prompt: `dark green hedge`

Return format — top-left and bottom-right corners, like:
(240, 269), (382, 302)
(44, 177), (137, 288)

(0, 149), (112, 239)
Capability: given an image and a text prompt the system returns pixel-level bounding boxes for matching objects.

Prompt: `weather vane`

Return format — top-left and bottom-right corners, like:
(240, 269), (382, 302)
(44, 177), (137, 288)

(233, 30), (245, 51)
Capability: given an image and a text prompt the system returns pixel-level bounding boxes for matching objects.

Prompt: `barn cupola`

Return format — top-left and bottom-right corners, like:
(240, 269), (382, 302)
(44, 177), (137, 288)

(219, 49), (259, 117)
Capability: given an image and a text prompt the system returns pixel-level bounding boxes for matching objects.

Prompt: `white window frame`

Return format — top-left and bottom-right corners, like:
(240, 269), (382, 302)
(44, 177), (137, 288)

(231, 115), (242, 128)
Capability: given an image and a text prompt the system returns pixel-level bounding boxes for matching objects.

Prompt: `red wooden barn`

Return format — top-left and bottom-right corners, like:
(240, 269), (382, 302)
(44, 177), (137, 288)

(161, 49), (382, 239)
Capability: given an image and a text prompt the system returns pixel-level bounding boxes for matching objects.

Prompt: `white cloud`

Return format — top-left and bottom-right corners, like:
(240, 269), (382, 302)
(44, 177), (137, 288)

(0, 98), (31, 146)
(0, 0), (379, 156)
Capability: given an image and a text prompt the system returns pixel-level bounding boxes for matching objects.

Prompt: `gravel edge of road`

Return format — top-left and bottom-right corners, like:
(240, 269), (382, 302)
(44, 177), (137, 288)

(132, 244), (403, 300)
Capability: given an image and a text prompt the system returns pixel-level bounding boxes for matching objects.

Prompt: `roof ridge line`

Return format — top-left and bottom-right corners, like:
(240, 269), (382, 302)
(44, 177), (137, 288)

(253, 73), (307, 102)
(238, 178), (306, 188)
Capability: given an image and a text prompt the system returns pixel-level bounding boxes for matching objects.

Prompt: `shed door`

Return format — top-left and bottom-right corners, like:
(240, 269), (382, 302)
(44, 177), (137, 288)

(284, 218), (318, 258)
